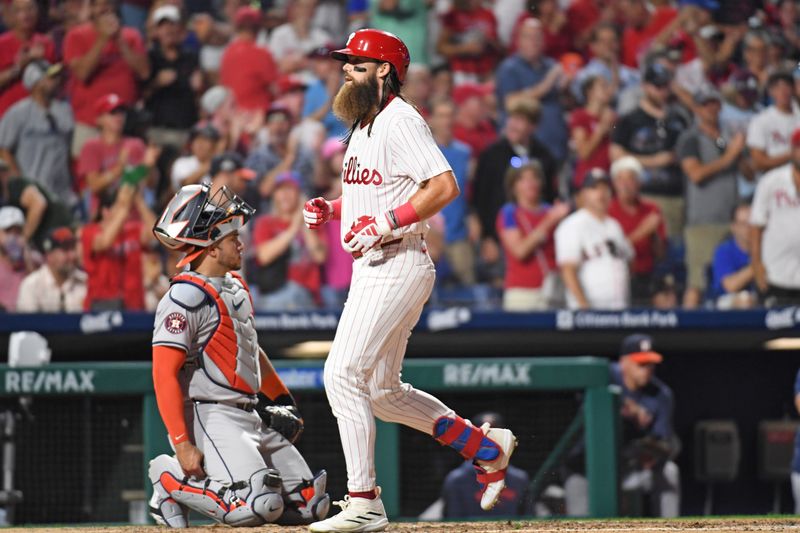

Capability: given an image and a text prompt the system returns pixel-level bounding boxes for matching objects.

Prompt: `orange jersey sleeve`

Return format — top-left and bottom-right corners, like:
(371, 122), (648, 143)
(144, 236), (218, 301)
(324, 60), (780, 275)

(152, 345), (190, 445)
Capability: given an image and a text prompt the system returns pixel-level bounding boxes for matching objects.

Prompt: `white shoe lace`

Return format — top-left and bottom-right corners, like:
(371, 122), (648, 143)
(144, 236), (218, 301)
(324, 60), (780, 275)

(332, 495), (352, 511)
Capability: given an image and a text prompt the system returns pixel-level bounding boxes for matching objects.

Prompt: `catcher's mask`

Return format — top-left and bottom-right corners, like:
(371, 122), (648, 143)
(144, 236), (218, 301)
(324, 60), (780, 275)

(154, 184), (255, 268)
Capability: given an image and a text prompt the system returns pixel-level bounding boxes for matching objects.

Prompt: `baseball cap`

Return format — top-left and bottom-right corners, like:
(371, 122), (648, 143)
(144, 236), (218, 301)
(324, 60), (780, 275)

(643, 62), (672, 87)
(210, 152), (256, 180)
(22, 60), (62, 91)
(153, 4), (181, 24)
(767, 70), (794, 88)
(620, 334), (663, 364)
(42, 226), (77, 252)
(234, 6), (262, 28)
(266, 103), (292, 121)
(190, 123), (221, 141)
(321, 137), (346, 160)
(308, 43), (336, 59)
(274, 171), (301, 189)
(610, 156), (644, 179)
(452, 83), (491, 106)
(693, 86), (722, 105)
(581, 168), (611, 189)
(95, 93), (126, 116)
(0, 206), (24, 230)
(277, 75), (307, 94)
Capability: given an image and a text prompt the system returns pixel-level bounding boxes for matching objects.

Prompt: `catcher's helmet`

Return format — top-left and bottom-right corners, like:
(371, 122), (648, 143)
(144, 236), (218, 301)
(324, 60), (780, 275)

(331, 29), (410, 83)
(154, 184), (254, 266)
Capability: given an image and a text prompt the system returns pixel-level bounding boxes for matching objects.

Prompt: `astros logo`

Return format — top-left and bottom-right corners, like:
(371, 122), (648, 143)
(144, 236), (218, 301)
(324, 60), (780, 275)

(165, 312), (187, 334)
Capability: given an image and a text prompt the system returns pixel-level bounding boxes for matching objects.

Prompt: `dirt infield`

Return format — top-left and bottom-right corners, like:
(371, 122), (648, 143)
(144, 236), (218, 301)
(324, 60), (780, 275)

(8, 518), (800, 533)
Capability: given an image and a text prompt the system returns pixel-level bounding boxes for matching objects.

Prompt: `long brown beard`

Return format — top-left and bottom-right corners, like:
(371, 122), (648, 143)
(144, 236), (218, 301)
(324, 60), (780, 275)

(333, 74), (380, 124)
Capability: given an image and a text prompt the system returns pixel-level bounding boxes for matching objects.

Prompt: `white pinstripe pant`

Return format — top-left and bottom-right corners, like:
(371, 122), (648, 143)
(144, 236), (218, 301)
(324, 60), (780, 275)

(323, 235), (455, 492)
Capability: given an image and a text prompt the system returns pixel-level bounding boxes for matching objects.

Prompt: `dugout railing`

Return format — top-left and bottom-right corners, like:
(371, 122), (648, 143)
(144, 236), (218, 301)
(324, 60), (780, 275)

(0, 357), (618, 522)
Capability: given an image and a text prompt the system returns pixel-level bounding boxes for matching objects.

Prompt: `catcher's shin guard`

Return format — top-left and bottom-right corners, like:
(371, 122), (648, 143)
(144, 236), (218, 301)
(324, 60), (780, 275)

(279, 469), (332, 525)
(148, 455), (189, 528)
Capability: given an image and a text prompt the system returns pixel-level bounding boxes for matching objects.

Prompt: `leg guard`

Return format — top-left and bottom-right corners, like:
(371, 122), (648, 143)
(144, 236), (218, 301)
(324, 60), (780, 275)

(278, 470), (332, 525)
(148, 455), (189, 528)
(433, 416), (500, 461)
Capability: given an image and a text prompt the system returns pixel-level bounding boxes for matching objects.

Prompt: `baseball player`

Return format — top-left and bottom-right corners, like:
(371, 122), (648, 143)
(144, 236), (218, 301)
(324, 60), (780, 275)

(148, 183), (330, 528)
(302, 29), (517, 532)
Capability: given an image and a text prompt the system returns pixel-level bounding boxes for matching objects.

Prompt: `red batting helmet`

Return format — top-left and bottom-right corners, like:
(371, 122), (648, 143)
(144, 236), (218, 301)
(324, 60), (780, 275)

(331, 29), (411, 83)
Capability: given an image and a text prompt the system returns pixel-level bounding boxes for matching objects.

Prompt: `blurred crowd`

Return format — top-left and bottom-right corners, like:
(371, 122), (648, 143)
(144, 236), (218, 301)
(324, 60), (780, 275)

(1, 0), (800, 313)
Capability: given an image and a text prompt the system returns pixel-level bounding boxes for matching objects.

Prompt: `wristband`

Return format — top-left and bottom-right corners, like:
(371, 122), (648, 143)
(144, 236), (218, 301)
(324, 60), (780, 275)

(386, 201), (420, 230)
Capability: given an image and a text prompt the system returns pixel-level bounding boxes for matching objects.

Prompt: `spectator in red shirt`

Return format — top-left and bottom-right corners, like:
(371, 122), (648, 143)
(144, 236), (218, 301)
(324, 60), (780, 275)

(570, 75), (616, 189)
(437, 0), (502, 85)
(78, 94), (159, 214)
(80, 182), (156, 311)
(64, 0), (149, 156)
(452, 83), (497, 156)
(510, 0), (572, 59)
(607, 156), (667, 306)
(497, 161), (569, 311)
(219, 6), (278, 142)
(0, 0), (57, 117)
(251, 171), (326, 311)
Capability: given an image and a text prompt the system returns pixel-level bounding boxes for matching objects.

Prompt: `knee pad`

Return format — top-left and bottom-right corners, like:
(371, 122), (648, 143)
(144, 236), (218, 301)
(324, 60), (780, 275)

(241, 468), (284, 525)
(279, 469), (331, 525)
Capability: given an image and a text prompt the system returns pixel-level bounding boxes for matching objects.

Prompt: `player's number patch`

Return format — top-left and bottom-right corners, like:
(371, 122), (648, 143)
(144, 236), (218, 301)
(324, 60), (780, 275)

(165, 312), (188, 334)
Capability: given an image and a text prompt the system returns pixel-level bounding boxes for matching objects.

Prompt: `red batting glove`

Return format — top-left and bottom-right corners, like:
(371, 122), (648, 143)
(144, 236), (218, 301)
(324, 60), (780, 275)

(303, 197), (332, 229)
(343, 215), (392, 253)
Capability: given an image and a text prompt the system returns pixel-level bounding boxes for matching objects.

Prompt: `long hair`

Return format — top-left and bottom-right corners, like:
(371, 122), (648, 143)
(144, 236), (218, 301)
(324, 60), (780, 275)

(342, 66), (410, 145)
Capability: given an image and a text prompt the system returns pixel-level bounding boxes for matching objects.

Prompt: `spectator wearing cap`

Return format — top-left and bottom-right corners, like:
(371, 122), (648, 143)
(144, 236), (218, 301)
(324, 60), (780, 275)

(569, 75), (616, 189)
(495, 18), (570, 161)
(429, 100), (477, 287)
(170, 124), (220, 191)
(268, 0), (331, 74)
(676, 87), (744, 308)
(144, 5), (203, 150)
(208, 151), (256, 200)
(81, 182), (156, 311)
(472, 100), (557, 271)
(572, 23), (641, 105)
(251, 171), (326, 311)
(440, 412), (531, 518)
(437, 0), (501, 86)
(0, 157), (74, 249)
(16, 226), (87, 313)
(610, 62), (689, 240)
(746, 71), (800, 178)
(246, 105), (315, 206)
(64, 0), (150, 157)
(303, 44), (348, 139)
(750, 127), (800, 306)
(608, 157), (667, 306)
(0, 206), (37, 311)
(0, 61), (76, 209)
(497, 162), (569, 311)
(710, 203), (756, 309)
(370, 0), (431, 65)
(556, 169), (634, 309)
(78, 93), (160, 214)
(219, 6), (278, 116)
(565, 334), (679, 518)
(673, 23), (740, 104)
(0, 0), (57, 117)
(451, 83), (496, 156)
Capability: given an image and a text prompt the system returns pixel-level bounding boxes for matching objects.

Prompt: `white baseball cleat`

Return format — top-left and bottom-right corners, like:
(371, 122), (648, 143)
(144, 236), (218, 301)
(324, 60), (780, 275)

(149, 486), (189, 528)
(474, 423), (518, 511)
(308, 487), (388, 532)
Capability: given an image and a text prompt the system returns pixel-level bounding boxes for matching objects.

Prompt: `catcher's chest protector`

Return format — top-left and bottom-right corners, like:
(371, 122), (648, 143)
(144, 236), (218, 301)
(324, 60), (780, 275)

(172, 272), (260, 394)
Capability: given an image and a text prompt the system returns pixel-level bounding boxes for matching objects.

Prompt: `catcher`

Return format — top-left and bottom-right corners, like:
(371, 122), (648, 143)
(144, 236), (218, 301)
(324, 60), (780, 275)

(147, 183), (330, 527)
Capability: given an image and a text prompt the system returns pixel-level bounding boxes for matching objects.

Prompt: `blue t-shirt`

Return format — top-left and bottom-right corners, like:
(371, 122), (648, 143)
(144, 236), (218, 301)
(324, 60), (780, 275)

(438, 140), (472, 243)
(610, 362), (674, 442)
(301, 79), (348, 139)
(711, 237), (751, 298)
(495, 54), (568, 161)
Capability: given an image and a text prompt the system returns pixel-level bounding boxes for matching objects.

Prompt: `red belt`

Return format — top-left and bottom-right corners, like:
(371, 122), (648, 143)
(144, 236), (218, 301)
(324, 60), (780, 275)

(352, 237), (403, 259)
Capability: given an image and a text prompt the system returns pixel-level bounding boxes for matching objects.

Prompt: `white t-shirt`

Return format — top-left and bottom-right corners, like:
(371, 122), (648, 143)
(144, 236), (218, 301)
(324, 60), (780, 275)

(746, 106), (800, 175)
(555, 208), (633, 309)
(171, 156), (205, 191)
(749, 164), (800, 288)
(16, 265), (87, 313)
(266, 24), (331, 62)
(340, 97), (452, 244)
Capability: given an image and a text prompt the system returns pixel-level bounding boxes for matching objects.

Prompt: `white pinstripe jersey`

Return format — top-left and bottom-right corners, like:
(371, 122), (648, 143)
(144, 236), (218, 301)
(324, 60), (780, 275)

(340, 97), (452, 244)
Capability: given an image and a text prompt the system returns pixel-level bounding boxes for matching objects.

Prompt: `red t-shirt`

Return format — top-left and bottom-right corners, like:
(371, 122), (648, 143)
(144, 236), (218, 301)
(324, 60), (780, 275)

(569, 107), (611, 187)
(219, 38), (277, 111)
(608, 198), (666, 275)
(81, 220), (144, 311)
(64, 23), (144, 125)
(622, 7), (696, 67)
(441, 7), (499, 77)
(77, 136), (145, 211)
(252, 215), (322, 298)
(0, 31), (56, 117)
(496, 202), (556, 289)
(453, 120), (497, 157)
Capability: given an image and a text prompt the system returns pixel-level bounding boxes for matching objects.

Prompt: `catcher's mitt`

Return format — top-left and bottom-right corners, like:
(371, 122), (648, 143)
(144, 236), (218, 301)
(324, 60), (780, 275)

(257, 403), (305, 443)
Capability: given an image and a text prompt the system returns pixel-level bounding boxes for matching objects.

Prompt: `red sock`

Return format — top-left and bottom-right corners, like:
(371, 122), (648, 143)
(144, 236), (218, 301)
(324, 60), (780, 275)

(349, 490), (377, 500)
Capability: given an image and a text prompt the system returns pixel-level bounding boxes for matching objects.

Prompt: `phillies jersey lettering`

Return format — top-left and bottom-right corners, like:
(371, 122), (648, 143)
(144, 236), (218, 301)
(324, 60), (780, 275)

(339, 98), (451, 245)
